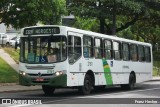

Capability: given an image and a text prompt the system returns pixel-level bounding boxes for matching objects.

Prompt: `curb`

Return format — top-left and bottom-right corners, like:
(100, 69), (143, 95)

(0, 84), (41, 93)
(150, 79), (160, 81)
(0, 89), (41, 93)
(0, 83), (18, 86)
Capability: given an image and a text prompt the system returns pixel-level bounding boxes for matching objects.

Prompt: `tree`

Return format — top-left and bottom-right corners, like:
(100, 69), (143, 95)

(68, 0), (160, 35)
(0, 0), (66, 29)
(73, 17), (99, 31)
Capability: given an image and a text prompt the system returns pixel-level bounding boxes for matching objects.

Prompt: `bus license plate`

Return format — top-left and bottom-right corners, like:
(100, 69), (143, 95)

(36, 78), (44, 81)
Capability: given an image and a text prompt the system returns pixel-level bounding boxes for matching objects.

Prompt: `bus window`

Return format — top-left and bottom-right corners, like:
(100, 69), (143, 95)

(83, 36), (93, 58)
(130, 44), (138, 61)
(94, 38), (102, 59)
(122, 43), (130, 61)
(138, 45), (145, 62)
(74, 37), (81, 56)
(113, 41), (121, 60)
(145, 47), (151, 62)
(104, 39), (112, 59)
(68, 35), (82, 63)
(20, 36), (67, 63)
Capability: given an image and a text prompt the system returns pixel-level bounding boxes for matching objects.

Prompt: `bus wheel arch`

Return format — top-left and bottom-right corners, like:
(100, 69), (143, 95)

(121, 71), (136, 90)
(86, 70), (95, 86)
(130, 71), (136, 84)
(79, 70), (95, 95)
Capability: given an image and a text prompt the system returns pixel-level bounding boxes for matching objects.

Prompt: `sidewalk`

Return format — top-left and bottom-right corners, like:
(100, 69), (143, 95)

(0, 49), (19, 72)
(151, 76), (160, 81)
(0, 77), (159, 93)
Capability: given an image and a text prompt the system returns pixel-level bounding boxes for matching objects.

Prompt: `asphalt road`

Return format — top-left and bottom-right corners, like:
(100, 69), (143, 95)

(0, 80), (160, 106)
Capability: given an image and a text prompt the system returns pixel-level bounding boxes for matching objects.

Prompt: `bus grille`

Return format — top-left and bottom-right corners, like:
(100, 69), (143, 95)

(26, 66), (55, 70)
(28, 73), (53, 76)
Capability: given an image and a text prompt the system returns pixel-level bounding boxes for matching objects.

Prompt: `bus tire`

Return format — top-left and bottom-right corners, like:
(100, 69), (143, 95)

(128, 73), (135, 90)
(121, 73), (135, 90)
(42, 85), (55, 95)
(79, 74), (92, 95)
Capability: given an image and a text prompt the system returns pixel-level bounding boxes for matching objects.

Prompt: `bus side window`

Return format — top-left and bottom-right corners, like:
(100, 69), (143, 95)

(68, 35), (82, 63)
(113, 41), (121, 60)
(83, 36), (93, 58)
(74, 36), (81, 58)
(145, 47), (151, 62)
(94, 38), (102, 59)
(104, 39), (113, 59)
(122, 43), (130, 61)
(130, 44), (138, 61)
(138, 45), (145, 62)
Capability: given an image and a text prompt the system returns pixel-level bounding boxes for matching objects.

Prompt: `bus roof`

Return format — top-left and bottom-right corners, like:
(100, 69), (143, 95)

(21, 25), (151, 47)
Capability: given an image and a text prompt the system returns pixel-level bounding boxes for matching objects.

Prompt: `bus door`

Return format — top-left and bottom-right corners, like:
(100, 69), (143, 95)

(68, 32), (82, 86)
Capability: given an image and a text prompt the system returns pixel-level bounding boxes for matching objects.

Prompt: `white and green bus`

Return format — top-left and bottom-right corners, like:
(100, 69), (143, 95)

(19, 25), (152, 95)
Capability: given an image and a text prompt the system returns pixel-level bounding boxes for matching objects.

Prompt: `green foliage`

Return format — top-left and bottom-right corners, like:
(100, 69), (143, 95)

(69, 0), (160, 35)
(73, 17), (99, 32)
(153, 67), (160, 77)
(0, 57), (18, 83)
(0, 0), (66, 28)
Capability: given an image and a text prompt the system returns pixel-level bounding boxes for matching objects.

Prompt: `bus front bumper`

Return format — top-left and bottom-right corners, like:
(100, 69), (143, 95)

(19, 74), (67, 87)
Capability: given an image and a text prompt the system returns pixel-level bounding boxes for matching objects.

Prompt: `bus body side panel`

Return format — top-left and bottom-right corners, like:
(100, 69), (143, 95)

(108, 60), (124, 85)
(145, 62), (152, 80)
(136, 62), (152, 83)
(81, 58), (106, 86)
(129, 61), (152, 83)
(68, 59), (83, 86)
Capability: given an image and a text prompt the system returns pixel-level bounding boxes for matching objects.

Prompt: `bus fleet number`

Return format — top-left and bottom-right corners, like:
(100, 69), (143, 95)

(87, 62), (93, 66)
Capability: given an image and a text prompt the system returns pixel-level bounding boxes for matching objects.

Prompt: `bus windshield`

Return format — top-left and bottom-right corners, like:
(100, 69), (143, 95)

(20, 35), (67, 63)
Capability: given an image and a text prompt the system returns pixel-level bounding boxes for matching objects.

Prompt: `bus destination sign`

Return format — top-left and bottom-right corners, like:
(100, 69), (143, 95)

(23, 27), (60, 35)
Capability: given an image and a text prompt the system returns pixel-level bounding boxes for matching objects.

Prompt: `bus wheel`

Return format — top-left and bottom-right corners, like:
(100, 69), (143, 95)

(79, 74), (92, 95)
(42, 85), (55, 95)
(121, 73), (135, 90)
(128, 73), (135, 90)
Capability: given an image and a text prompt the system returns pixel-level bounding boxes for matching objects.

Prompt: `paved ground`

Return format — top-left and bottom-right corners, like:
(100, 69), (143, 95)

(0, 49), (19, 72)
(0, 80), (160, 107)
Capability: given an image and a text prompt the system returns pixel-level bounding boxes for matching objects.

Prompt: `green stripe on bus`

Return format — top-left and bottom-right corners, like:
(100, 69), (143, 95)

(102, 59), (113, 85)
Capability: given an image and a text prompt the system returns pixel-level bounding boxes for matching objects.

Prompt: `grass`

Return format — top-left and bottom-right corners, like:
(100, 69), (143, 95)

(0, 57), (18, 83)
(3, 47), (20, 64)
(153, 67), (160, 77)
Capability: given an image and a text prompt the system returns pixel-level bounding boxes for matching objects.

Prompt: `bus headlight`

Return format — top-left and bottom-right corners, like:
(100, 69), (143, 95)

(55, 70), (66, 76)
(19, 71), (27, 76)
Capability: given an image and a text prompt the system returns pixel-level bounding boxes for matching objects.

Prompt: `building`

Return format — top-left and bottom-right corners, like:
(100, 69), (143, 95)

(0, 23), (19, 39)
(0, 23), (6, 33)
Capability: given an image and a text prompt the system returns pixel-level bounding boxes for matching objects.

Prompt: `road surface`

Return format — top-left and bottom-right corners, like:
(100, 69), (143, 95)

(0, 80), (160, 107)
